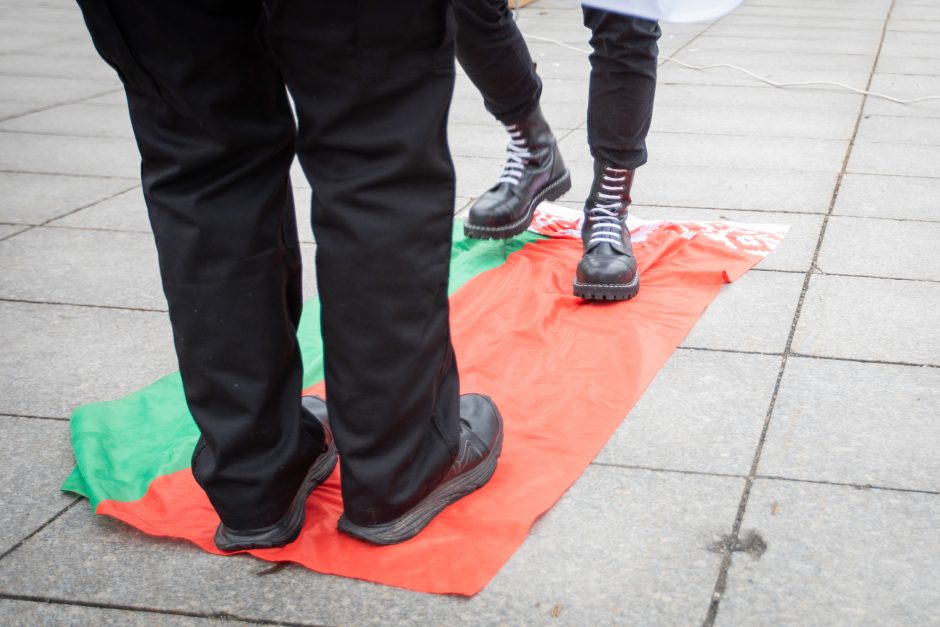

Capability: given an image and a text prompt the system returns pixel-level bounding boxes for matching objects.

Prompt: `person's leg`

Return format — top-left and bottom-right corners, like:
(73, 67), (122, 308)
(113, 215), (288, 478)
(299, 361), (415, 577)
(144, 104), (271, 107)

(453, 0), (570, 239)
(75, 0), (327, 538)
(267, 0), (502, 544)
(453, 0), (541, 123)
(575, 8), (660, 301)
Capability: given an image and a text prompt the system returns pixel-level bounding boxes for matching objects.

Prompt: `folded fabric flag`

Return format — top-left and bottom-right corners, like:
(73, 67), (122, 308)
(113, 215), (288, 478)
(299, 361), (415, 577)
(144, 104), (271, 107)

(63, 205), (786, 595)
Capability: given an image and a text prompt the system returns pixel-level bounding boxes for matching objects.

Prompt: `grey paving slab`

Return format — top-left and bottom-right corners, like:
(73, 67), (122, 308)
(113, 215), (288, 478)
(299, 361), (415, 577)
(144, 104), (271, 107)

(0, 131), (140, 178)
(0, 468), (741, 625)
(0, 32), (68, 54)
(876, 55), (940, 77)
(881, 31), (940, 59)
(650, 104), (856, 140)
(648, 83), (863, 113)
(0, 103), (134, 139)
(705, 24), (886, 42)
(450, 96), (585, 129)
(891, 3), (940, 20)
(81, 91), (127, 107)
(817, 216), (940, 281)
(847, 141), (940, 178)
(792, 274), (940, 365)
(447, 122), (512, 160)
(0, 52), (116, 80)
(0, 416), (75, 556)
(22, 34), (100, 59)
(0, 172), (136, 225)
(759, 357), (940, 492)
(48, 187), (148, 233)
(0, 223), (27, 239)
(0, 600), (244, 627)
(887, 18), (940, 34)
(596, 349), (779, 475)
(559, 131), (848, 173)
(634, 164), (837, 213)
(631, 206), (823, 272)
(0, 227), (165, 310)
(717, 480), (940, 627)
(0, 99), (46, 120)
(687, 34), (880, 56)
(719, 14), (882, 31)
(0, 14), (87, 36)
(658, 64), (874, 91)
(854, 114), (940, 146)
(833, 173), (940, 221)
(680, 270), (805, 353)
(732, 5), (886, 21)
(0, 301), (176, 418)
(864, 74), (940, 118)
(0, 74), (118, 104)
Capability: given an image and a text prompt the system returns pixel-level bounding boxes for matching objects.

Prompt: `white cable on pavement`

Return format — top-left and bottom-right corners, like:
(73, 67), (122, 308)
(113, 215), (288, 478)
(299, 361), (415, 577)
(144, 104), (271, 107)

(521, 32), (940, 105)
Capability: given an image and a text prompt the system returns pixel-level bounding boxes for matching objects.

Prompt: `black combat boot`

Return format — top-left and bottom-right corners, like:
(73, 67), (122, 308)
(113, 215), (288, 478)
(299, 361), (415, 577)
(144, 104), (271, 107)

(464, 105), (571, 239)
(573, 161), (639, 301)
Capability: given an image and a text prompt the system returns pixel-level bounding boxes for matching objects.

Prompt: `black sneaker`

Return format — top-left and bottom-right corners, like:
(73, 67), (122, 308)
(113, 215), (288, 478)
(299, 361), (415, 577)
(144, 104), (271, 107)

(337, 393), (503, 545)
(464, 105), (571, 240)
(214, 395), (337, 551)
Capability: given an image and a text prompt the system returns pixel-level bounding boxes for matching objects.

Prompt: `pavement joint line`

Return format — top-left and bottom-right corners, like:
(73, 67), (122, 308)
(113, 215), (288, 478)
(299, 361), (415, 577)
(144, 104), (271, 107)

(0, 413), (68, 422)
(787, 352), (939, 370)
(825, 214), (940, 225)
(0, 128), (131, 141)
(756, 474), (940, 497)
(750, 268), (804, 275)
(630, 203), (828, 216)
(0, 297), (167, 314)
(701, 2), (897, 625)
(845, 169), (940, 181)
(678, 346), (783, 358)
(810, 270), (940, 285)
(590, 462), (746, 481)
(0, 182), (140, 242)
(0, 86), (124, 124)
(0, 498), (81, 564)
(35, 223), (151, 235)
(0, 593), (328, 627)
(0, 169), (138, 181)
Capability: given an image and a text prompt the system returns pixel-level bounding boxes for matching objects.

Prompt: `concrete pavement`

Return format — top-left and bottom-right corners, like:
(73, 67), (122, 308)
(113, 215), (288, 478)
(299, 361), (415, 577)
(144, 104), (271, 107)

(1, 0), (938, 624)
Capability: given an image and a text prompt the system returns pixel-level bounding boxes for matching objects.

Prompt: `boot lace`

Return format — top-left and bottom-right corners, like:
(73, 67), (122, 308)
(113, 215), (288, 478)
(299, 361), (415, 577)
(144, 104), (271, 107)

(587, 168), (629, 247)
(497, 124), (533, 186)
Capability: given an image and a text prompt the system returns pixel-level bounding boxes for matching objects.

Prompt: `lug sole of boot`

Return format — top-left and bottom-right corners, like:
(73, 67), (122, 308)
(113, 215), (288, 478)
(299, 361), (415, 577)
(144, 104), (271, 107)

(214, 441), (338, 551)
(464, 170), (572, 240)
(573, 274), (640, 301)
(337, 421), (504, 546)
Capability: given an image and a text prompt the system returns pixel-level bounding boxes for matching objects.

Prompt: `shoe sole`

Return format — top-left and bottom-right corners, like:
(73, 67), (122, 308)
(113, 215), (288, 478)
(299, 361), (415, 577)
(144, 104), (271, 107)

(336, 406), (505, 545)
(464, 169), (572, 240)
(573, 273), (640, 301)
(214, 441), (338, 551)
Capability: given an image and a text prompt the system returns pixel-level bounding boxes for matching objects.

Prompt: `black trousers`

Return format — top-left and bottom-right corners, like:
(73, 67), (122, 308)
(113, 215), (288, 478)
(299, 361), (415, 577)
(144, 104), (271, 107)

(454, 1), (661, 170)
(76, 0), (461, 529)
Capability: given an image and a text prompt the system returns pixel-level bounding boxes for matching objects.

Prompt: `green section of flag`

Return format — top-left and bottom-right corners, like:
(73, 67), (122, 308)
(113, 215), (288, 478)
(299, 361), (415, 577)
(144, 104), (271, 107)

(63, 223), (542, 507)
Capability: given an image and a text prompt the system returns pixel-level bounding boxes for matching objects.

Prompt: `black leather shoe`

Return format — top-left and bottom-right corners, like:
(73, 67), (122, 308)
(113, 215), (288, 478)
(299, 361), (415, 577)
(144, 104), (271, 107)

(464, 105), (571, 239)
(337, 393), (504, 545)
(573, 161), (640, 301)
(214, 395), (337, 551)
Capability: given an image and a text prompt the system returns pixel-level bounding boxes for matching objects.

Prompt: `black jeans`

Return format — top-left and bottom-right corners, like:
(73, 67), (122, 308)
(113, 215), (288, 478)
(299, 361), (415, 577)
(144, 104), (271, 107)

(76, 0), (460, 529)
(454, 1), (661, 170)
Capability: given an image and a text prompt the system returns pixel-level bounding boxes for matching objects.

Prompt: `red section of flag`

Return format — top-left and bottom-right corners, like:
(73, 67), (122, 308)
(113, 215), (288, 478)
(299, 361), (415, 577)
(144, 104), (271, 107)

(98, 224), (763, 595)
